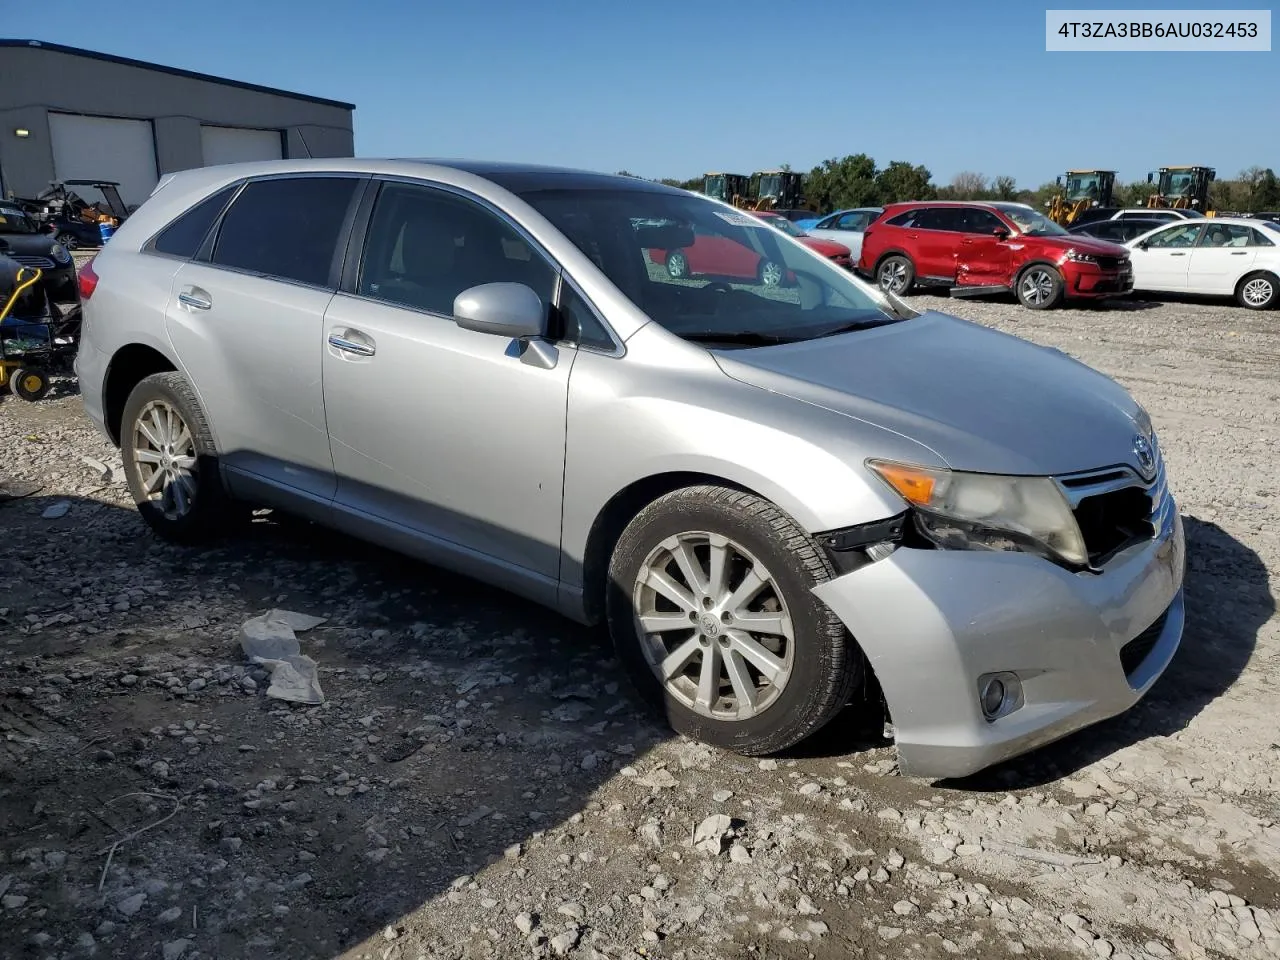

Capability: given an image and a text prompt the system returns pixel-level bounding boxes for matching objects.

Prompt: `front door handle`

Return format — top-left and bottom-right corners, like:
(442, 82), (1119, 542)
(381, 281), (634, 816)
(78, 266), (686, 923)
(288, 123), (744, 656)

(178, 289), (211, 310)
(328, 333), (376, 357)
(1169, 252), (1187, 257)
(1230, 251), (1248, 255)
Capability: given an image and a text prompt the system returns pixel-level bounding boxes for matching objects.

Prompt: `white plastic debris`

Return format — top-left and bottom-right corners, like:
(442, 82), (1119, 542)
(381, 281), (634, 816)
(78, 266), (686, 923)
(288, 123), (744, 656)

(41, 501), (71, 519)
(238, 609), (327, 704)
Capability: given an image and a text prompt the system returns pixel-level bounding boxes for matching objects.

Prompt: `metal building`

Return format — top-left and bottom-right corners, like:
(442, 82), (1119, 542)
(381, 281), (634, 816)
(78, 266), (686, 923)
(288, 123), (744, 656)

(0, 39), (355, 208)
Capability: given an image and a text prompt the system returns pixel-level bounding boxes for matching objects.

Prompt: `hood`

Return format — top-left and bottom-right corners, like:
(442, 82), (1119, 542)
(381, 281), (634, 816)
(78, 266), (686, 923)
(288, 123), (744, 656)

(0, 232), (59, 259)
(1024, 233), (1129, 257)
(713, 311), (1149, 477)
(800, 236), (851, 257)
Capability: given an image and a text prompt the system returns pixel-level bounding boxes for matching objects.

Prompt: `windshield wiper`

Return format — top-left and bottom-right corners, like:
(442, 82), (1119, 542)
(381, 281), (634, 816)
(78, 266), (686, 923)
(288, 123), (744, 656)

(813, 317), (898, 339)
(681, 330), (796, 346)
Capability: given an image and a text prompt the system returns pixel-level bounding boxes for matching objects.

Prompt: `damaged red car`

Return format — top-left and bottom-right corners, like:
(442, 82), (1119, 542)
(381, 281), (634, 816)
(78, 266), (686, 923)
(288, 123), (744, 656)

(858, 200), (1133, 309)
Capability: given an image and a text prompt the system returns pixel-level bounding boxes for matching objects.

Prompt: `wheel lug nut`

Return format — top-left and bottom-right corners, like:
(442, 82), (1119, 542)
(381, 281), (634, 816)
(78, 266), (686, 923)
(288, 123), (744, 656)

(698, 635), (709, 646)
(702, 596), (713, 609)
(721, 612), (732, 623)
(688, 612), (698, 622)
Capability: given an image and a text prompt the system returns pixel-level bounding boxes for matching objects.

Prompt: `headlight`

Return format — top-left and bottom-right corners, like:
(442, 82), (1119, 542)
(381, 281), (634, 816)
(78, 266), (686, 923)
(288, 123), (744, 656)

(51, 243), (71, 263)
(867, 460), (1088, 568)
(1066, 249), (1099, 264)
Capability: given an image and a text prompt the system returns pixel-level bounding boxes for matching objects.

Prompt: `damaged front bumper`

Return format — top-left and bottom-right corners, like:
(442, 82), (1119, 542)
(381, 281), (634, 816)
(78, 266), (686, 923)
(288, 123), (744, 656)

(811, 504), (1185, 780)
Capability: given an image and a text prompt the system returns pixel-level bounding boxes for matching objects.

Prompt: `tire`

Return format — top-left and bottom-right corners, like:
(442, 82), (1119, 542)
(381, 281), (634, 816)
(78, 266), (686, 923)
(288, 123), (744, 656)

(55, 232), (78, 250)
(1015, 264), (1064, 310)
(757, 259), (784, 287)
(606, 485), (862, 755)
(10, 367), (51, 402)
(666, 250), (690, 279)
(1236, 271), (1277, 310)
(120, 371), (229, 543)
(876, 255), (914, 295)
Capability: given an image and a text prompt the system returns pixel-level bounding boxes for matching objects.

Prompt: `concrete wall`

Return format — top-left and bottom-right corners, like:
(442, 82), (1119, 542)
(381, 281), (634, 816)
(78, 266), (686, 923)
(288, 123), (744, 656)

(0, 43), (354, 200)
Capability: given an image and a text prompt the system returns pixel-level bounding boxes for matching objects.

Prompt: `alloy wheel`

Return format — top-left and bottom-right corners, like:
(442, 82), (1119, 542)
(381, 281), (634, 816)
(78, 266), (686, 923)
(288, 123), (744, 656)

(760, 261), (783, 286)
(632, 531), (795, 721)
(1242, 276), (1274, 307)
(879, 260), (908, 293)
(1020, 269), (1056, 305)
(131, 400), (198, 521)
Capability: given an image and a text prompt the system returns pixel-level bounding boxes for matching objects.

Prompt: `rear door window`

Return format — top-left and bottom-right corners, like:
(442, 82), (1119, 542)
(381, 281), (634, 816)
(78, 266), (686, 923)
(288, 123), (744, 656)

(209, 176), (361, 287)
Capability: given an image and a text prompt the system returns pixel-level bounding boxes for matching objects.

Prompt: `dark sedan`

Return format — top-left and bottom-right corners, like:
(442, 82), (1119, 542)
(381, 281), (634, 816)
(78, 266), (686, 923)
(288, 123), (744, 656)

(1068, 217), (1171, 245)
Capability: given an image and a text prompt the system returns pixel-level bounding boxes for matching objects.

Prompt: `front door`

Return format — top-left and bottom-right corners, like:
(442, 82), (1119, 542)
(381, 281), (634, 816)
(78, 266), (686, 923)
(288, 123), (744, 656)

(1129, 222), (1203, 291)
(321, 179), (573, 581)
(1186, 222), (1259, 295)
(163, 174), (366, 502)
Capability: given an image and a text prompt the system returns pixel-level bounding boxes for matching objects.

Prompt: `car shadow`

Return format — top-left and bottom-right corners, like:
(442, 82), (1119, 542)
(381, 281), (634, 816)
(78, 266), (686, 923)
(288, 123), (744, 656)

(0, 492), (670, 960)
(938, 516), (1271, 790)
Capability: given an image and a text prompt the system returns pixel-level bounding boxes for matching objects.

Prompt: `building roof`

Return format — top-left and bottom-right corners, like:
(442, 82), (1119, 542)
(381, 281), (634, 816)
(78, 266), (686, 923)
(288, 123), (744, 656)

(0, 39), (355, 110)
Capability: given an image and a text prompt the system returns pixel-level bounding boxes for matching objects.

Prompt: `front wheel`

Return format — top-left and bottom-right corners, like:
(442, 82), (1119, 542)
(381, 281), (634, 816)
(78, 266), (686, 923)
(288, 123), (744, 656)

(606, 485), (861, 755)
(1016, 265), (1064, 310)
(666, 250), (690, 279)
(9, 367), (51, 402)
(121, 372), (230, 543)
(757, 259), (784, 287)
(1236, 271), (1277, 310)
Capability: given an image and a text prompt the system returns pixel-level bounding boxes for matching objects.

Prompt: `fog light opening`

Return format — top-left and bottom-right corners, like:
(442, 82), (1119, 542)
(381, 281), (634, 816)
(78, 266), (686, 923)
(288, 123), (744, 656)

(978, 672), (1023, 721)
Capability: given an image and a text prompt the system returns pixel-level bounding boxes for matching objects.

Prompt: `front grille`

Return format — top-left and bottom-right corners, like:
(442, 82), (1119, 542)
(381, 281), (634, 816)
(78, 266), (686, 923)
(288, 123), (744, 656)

(1061, 446), (1167, 567)
(1120, 607), (1169, 677)
(1094, 256), (1128, 271)
(9, 255), (56, 270)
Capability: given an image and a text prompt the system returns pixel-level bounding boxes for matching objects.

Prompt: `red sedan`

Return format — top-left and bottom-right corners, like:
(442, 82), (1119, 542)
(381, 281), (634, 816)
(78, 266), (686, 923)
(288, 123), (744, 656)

(752, 211), (854, 268)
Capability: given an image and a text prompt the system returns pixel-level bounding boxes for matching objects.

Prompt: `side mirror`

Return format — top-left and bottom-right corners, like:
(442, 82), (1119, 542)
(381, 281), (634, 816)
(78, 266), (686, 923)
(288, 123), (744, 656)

(993, 227), (1009, 239)
(453, 282), (547, 340)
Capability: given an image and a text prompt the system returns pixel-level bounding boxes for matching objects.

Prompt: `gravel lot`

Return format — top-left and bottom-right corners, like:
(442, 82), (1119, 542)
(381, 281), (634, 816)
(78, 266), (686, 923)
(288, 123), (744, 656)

(1, 285), (1277, 960)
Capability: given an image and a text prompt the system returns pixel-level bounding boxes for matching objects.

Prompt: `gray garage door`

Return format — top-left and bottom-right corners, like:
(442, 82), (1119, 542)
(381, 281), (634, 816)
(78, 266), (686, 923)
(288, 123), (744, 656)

(48, 113), (158, 208)
(201, 125), (284, 167)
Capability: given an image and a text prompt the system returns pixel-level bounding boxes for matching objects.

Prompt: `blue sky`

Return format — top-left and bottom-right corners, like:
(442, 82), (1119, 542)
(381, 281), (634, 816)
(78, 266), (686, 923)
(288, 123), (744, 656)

(6, 0), (1277, 188)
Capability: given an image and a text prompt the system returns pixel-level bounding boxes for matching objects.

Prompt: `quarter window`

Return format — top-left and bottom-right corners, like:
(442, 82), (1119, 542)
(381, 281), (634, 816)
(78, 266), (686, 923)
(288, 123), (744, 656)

(357, 182), (556, 316)
(152, 184), (240, 259)
(210, 177), (359, 286)
(557, 282), (615, 351)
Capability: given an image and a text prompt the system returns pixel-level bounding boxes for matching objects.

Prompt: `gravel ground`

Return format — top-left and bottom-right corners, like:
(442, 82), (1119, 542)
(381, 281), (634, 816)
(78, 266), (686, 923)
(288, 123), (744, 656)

(1, 285), (1278, 960)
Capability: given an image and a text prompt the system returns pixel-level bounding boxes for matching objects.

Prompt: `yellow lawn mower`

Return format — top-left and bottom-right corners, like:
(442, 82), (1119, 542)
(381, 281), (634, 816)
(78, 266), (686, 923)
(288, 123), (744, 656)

(1, 257), (82, 402)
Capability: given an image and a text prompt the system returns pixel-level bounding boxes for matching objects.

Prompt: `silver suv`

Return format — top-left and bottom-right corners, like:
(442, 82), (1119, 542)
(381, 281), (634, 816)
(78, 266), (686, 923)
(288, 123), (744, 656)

(75, 160), (1186, 779)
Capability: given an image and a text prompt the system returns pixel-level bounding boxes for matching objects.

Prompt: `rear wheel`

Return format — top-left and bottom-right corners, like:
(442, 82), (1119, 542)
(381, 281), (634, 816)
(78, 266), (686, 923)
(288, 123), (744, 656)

(876, 255), (914, 295)
(121, 372), (229, 543)
(10, 367), (51, 402)
(1236, 271), (1277, 310)
(606, 485), (861, 755)
(757, 259), (784, 287)
(1016, 265), (1064, 309)
(55, 232), (78, 250)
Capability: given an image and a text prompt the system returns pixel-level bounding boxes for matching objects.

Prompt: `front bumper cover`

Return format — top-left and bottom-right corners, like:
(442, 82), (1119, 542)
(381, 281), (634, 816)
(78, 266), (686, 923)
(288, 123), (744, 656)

(812, 502), (1185, 780)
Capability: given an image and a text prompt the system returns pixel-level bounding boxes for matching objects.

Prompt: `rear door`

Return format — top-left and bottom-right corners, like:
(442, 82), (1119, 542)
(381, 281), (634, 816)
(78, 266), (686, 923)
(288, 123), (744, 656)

(163, 173), (366, 504)
(1129, 222), (1203, 291)
(953, 207), (1015, 286)
(1186, 223), (1260, 295)
(907, 207), (964, 279)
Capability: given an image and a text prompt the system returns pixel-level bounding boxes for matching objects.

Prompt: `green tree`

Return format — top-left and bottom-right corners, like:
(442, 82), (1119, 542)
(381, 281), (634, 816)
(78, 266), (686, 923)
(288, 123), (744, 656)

(805, 154), (879, 212)
(1255, 168), (1280, 209)
(993, 175), (1017, 200)
(874, 161), (935, 204)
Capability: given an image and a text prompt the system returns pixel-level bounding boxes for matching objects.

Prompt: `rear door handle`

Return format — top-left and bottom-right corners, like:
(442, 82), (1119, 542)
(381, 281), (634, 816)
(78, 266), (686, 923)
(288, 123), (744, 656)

(1169, 252), (1187, 257)
(178, 289), (211, 310)
(1230, 251), (1248, 255)
(328, 333), (376, 357)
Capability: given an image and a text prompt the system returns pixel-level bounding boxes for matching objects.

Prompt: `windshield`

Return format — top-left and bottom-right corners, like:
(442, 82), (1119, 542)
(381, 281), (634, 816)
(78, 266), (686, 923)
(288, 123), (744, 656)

(758, 175), (782, 199)
(518, 187), (901, 347)
(0, 206), (40, 234)
(1162, 171), (1196, 196)
(995, 204), (1069, 237)
(1064, 173), (1102, 202)
(704, 176), (726, 201)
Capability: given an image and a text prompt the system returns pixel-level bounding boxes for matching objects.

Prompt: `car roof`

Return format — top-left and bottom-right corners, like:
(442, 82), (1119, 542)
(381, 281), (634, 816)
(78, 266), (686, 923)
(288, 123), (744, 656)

(152, 158), (689, 200)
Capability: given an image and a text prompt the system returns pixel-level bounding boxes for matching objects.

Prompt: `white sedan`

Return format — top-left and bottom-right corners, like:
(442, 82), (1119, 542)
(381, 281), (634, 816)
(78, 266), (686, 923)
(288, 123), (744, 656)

(1125, 217), (1280, 309)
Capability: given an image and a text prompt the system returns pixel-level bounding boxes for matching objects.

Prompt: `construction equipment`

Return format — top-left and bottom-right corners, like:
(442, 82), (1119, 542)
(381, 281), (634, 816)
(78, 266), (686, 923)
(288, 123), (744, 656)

(1046, 170), (1116, 225)
(750, 171), (814, 212)
(703, 173), (750, 207)
(1146, 166), (1216, 215)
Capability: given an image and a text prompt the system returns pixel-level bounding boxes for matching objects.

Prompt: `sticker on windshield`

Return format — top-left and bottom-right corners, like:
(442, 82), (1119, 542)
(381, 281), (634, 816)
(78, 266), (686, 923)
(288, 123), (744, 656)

(713, 211), (766, 228)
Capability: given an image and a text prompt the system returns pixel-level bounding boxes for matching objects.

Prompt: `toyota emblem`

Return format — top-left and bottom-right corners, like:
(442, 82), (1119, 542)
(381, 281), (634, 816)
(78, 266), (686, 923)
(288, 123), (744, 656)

(1133, 434), (1155, 474)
